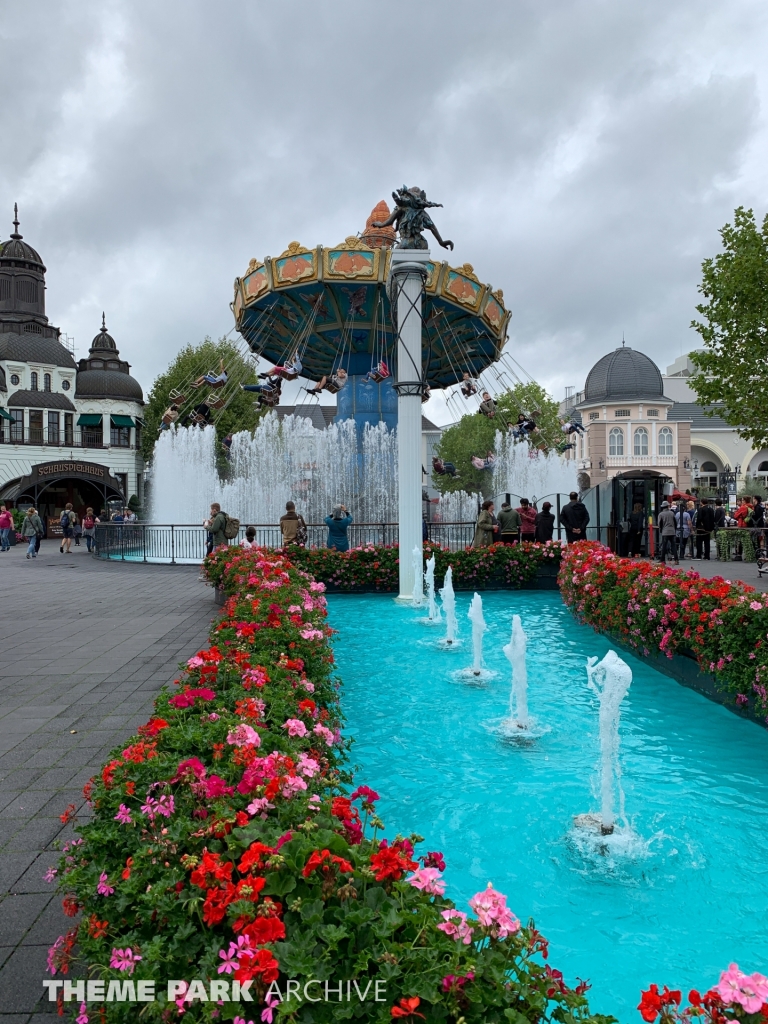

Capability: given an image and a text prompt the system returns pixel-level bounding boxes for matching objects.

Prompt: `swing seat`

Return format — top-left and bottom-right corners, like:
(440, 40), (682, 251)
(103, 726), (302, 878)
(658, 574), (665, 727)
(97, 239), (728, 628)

(461, 385), (477, 397)
(169, 388), (186, 401)
(369, 368), (390, 383)
(259, 390), (280, 407)
(205, 393), (225, 409)
(325, 379), (343, 395)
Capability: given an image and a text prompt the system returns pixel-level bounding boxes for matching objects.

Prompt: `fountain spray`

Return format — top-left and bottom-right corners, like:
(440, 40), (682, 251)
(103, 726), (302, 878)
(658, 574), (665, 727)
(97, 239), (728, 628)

(425, 554), (441, 622)
(439, 566), (457, 643)
(586, 651), (632, 834)
(503, 615), (529, 729)
(412, 546), (424, 606)
(467, 593), (487, 675)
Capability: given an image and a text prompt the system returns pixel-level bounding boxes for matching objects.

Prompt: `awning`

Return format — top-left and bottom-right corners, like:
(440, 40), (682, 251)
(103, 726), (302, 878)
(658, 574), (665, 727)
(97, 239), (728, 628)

(0, 407), (13, 421)
(110, 415), (135, 428)
(77, 414), (102, 427)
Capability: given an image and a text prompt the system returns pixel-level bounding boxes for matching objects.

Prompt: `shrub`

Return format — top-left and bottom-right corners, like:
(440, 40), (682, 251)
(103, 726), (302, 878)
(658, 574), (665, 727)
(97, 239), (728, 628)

(559, 542), (768, 719)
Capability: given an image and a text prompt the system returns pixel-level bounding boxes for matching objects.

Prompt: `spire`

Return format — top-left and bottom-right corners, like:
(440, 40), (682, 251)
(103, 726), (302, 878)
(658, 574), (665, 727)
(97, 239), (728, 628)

(101, 311), (107, 332)
(11, 203), (21, 239)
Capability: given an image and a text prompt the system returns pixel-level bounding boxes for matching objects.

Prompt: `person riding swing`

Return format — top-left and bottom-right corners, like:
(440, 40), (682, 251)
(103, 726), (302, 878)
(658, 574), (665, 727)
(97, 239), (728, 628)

(305, 368), (348, 397)
(190, 359), (228, 390)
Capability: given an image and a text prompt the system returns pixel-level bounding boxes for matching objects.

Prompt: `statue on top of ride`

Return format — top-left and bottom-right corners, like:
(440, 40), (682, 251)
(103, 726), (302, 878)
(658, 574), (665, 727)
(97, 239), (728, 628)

(373, 186), (454, 250)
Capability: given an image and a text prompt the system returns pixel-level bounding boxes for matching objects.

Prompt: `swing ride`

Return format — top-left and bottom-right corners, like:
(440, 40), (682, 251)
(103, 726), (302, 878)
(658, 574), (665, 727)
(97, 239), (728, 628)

(229, 200), (512, 431)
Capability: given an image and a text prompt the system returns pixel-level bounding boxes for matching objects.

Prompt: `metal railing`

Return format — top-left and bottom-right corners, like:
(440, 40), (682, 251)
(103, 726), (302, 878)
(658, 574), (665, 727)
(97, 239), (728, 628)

(0, 428), (137, 450)
(93, 522), (478, 564)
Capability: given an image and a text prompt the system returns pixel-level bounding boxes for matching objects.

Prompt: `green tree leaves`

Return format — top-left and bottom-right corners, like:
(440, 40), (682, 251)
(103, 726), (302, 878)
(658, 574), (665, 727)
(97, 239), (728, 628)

(690, 207), (768, 447)
(140, 337), (262, 462)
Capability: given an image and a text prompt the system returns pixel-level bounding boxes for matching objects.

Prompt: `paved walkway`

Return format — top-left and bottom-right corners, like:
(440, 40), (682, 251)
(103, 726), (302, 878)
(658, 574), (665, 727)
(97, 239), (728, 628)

(0, 541), (214, 1021)
(654, 553), (767, 592)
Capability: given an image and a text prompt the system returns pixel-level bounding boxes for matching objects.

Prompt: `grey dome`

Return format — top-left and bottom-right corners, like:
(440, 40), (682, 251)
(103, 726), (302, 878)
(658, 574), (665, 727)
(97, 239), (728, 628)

(75, 369), (143, 401)
(583, 346), (664, 404)
(0, 205), (45, 270)
(0, 331), (76, 368)
(89, 313), (118, 352)
(7, 389), (76, 411)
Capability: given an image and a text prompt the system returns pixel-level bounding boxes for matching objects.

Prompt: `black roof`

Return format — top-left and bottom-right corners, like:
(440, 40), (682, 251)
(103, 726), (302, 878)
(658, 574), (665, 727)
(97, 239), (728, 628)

(0, 331), (76, 369)
(75, 369), (143, 402)
(7, 389), (76, 411)
(666, 402), (730, 428)
(581, 346), (665, 404)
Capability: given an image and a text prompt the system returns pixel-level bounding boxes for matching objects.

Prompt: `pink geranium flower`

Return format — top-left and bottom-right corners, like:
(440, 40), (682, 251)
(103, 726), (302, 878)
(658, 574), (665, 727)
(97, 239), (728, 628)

(437, 908), (473, 944)
(717, 963), (768, 1013)
(283, 718), (307, 738)
(96, 872), (115, 896)
(406, 866), (445, 895)
(114, 804), (133, 824)
(109, 947), (142, 974)
(469, 884), (520, 938)
(227, 724), (260, 748)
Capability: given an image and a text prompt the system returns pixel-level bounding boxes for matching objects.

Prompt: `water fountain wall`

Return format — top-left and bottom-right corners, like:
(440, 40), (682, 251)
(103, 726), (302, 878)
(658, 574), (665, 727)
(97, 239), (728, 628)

(492, 431), (578, 503)
(586, 651), (633, 829)
(150, 415), (399, 525)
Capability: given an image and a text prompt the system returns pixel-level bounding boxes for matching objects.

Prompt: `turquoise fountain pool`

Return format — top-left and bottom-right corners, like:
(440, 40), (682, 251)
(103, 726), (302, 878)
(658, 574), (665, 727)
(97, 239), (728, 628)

(326, 591), (768, 1020)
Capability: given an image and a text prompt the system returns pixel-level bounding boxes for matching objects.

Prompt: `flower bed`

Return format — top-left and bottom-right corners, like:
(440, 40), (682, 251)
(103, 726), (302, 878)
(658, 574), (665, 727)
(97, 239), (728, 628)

(49, 545), (603, 1024)
(559, 543), (768, 720)
(204, 541), (563, 594)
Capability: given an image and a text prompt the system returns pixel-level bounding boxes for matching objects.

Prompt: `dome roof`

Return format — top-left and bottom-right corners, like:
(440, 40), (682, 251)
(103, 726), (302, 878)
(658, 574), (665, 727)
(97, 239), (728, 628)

(582, 345), (664, 404)
(89, 312), (117, 352)
(75, 369), (143, 402)
(0, 331), (76, 368)
(0, 205), (45, 270)
(75, 315), (143, 401)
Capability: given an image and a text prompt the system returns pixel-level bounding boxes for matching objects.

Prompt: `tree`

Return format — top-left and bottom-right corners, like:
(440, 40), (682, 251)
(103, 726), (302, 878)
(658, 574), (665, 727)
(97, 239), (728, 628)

(690, 207), (768, 447)
(434, 381), (561, 497)
(140, 337), (262, 463)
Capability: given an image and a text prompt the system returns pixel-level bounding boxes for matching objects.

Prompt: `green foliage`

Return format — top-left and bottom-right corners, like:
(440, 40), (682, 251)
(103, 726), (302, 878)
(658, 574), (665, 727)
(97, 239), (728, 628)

(275, 541), (563, 592)
(435, 383), (561, 497)
(140, 337), (262, 462)
(740, 475), (768, 501)
(690, 207), (768, 446)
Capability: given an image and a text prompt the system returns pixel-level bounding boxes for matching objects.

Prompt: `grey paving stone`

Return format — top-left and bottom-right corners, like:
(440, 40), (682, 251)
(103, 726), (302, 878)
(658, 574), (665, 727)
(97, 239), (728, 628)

(0, 854), (37, 896)
(0, 894), (51, 945)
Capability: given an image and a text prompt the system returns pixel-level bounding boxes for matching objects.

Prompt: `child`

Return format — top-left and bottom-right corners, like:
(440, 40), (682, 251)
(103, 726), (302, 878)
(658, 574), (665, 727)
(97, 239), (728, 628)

(241, 526), (257, 549)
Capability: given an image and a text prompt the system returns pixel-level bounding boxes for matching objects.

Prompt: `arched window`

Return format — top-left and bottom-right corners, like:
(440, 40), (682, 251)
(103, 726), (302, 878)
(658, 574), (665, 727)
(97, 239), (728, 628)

(758, 461), (768, 472)
(658, 426), (673, 456)
(43, 372), (52, 392)
(701, 461), (717, 473)
(609, 427), (624, 456)
(30, 371), (38, 391)
(633, 427), (648, 456)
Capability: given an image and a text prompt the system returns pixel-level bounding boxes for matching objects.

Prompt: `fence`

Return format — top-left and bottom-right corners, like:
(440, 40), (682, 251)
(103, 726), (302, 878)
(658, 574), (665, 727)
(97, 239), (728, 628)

(93, 522), (477, 564)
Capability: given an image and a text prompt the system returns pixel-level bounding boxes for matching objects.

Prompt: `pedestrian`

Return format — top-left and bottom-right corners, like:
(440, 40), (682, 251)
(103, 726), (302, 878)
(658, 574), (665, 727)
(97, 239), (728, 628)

(472, 499), (495, 548)
(688, 500), (700, 557)
(657, 501), (679, 564)
(516, 498), (537, 542)
(559, 491), (591, 543)
(752, 495), (765, 528)
(628, 502), (645, 557)
(82, 507), (97, 552)
(59, 503), (77, 554)
(675, 502), (693, 560)
(0, 504), (12, 552)
(73, 516), (83, 547)
(712, 499), (725, 532)
(535, 501), (555, 542)
(734, 497), (751, 528)
(325, 504), (353, 551)
(21, 506), (43, 559)
(696, 498), (716, 560)
(280, 500), (307, 547)
(204, 503), (228, 551)
(241, 526), (257, 549)
(497, 502), (521, 545)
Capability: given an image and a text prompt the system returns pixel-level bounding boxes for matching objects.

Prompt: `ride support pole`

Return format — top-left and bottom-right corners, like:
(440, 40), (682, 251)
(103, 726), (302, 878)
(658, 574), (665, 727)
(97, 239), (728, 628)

(389, 249), (429, 600)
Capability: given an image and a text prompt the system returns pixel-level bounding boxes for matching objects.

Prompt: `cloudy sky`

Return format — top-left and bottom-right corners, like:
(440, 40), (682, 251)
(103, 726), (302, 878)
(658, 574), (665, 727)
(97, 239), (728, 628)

(2, 0), (766, 424)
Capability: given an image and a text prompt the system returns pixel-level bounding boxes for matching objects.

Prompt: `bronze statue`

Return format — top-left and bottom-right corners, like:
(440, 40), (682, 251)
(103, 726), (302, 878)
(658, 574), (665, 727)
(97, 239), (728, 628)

(373, 186), (453, 250)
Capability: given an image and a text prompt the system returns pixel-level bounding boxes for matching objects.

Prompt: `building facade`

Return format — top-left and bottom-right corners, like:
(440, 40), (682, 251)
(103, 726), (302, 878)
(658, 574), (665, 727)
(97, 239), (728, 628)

(567, 345), (692, 493)
(0, 210), (144, 524)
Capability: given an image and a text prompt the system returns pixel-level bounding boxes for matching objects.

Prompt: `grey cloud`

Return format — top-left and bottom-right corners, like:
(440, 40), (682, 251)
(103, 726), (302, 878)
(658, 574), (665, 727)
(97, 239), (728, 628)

(1, 0), (766, 423)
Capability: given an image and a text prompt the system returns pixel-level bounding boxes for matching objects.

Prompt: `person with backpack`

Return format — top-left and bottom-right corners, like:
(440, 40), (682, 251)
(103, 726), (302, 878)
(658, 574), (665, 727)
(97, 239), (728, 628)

(656, 501), (679, 565)
(280, 501), (307, 547)
(59, 503), (77, 554)
(204, 503), (229, 551)
(497, 502), (521, 545)
(21, 506), (43, 559)
(82, 507), (97, 552)
(696, 498), (716, 560)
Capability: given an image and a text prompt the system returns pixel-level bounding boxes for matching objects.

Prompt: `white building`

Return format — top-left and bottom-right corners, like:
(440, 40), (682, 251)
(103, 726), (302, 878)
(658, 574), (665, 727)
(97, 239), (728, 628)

(0, 210), (144, 526)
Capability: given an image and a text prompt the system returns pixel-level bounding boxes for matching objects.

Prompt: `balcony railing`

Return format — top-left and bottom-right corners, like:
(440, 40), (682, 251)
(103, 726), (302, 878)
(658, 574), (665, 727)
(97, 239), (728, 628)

(605, 454), (677, 467)
(0, 429), (137, 450)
